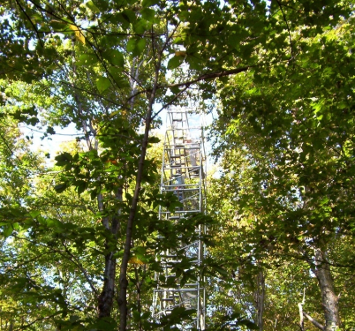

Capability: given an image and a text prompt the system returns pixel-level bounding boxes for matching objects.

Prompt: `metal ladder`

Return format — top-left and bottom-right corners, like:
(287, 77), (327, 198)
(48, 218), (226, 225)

(152, 107), (207, 330)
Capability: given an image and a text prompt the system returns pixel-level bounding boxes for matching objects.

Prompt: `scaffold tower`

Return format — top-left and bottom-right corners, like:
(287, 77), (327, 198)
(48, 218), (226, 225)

(152, 106), (207, 330)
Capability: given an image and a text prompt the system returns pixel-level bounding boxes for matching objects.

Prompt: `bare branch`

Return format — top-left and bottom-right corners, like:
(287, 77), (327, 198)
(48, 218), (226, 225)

(303, 312), (324, 330)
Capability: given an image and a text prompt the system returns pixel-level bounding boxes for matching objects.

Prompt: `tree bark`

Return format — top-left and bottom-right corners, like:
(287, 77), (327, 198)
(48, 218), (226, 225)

(314, 248), (339, 331)
(255, 270), (265, 331)
(98, 204), (121, 317)
(98, 252), (117, 317)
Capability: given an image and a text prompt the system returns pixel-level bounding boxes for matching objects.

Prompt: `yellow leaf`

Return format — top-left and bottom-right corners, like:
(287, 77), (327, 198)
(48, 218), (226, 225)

(69, 24), (85, 45)
(128, 256), (145, 265)
(175, 51), (186, 57)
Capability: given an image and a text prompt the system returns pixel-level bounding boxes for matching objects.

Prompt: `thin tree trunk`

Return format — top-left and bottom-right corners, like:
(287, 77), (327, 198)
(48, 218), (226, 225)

(314, 248), (339, 331)
(71, 84), (120, 318)
(98, 246), (117, 317)
(255, 270), (265, 331)
(96, 214), (122, 320)
(117, 88), (155, 330)
(117, 24), (168, 330)
(298, 288), (305, 331)
(98, 187), (122, 317)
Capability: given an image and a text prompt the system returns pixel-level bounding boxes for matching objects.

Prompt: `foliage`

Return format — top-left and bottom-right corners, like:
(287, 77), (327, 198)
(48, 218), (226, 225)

(209, 6), (355, 331)
(1, 0), (355, 330)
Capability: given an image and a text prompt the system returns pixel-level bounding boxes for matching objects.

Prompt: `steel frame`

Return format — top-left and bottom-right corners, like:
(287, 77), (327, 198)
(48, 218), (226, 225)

(152, 107), (207, 330)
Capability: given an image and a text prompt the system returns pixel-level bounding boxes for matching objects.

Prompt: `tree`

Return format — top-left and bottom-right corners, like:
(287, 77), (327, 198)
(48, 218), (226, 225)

(1, 0), (354, 330)
(210, 8), (355, 331)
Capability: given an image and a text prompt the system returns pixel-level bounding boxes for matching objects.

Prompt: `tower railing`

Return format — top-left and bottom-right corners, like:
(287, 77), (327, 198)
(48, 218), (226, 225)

(152, 107), (207, 330)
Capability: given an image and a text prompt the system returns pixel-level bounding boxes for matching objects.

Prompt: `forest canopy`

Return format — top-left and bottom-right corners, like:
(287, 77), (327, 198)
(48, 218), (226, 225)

(1, 0), (355, 330)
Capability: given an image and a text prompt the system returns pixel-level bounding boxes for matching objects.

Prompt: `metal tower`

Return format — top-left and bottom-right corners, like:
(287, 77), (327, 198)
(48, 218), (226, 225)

(152, 106), (207, 330)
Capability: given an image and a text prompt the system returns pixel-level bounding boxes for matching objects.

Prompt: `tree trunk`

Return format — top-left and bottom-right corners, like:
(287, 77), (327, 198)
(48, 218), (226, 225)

(314, 248), (339, 331)
(298, 288), (305, 331)
(97, 212), (120, 318)
(255, 270), (265, 331)
(98, 249), (117, 317)
(98, 189), (121, 318)
(118, 100), (154, 330)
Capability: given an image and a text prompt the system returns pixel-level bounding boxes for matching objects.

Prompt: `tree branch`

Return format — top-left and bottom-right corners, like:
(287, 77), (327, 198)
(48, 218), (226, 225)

(298, 288), (306, 331)
(14, 0), (44, 47)
(275, 0), (294, 59)
(303, 312), (324, 330)
(168, 66), (251, 88)
(128, 66), (251, 102)
(18, 311), (63, 330)
(152, 84), (190, 120)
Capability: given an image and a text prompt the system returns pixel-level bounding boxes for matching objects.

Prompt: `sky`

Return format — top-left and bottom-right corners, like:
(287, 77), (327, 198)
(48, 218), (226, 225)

(22, 102), (214, 168)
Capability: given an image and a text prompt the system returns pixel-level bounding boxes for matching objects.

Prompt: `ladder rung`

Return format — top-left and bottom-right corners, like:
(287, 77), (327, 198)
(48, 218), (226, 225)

(162, 261), (181, 265)
(162, 255), (178, 258)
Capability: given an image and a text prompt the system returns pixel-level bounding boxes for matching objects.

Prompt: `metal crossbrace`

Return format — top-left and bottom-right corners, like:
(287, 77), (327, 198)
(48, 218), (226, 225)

(152, 107), (207, 330)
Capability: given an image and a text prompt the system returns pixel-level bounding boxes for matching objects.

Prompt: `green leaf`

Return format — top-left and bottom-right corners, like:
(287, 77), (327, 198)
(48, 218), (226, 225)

(96, 76), (111, 93)
(168, 56), (184, 69)
(127, 38), (136, 52)
(54, 183), (68, 193)
(55, 152), (73, 166)
(86, 0), (100, 13)
(173, 36), (184, 45)
(29, 210), (41, 218)
(104, 49), (124, 67)
(48, 19), (66, 30)
(127, 38), (146, 56)
(47, 126), (56, 135)
(136, 38), (146, 54)
(2, 225), (13, 238)
(121, 9), (136, 24)
(141, 8), (156, 22)
(148, 136), (160, 144)
(76, 53), (98, 66)
(76, 180), (87, 195)
(88, 317), (117, 330)
(142, 0), (159, 7)
(170, 85), (180, 94)
(133, 18), (149, 34)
